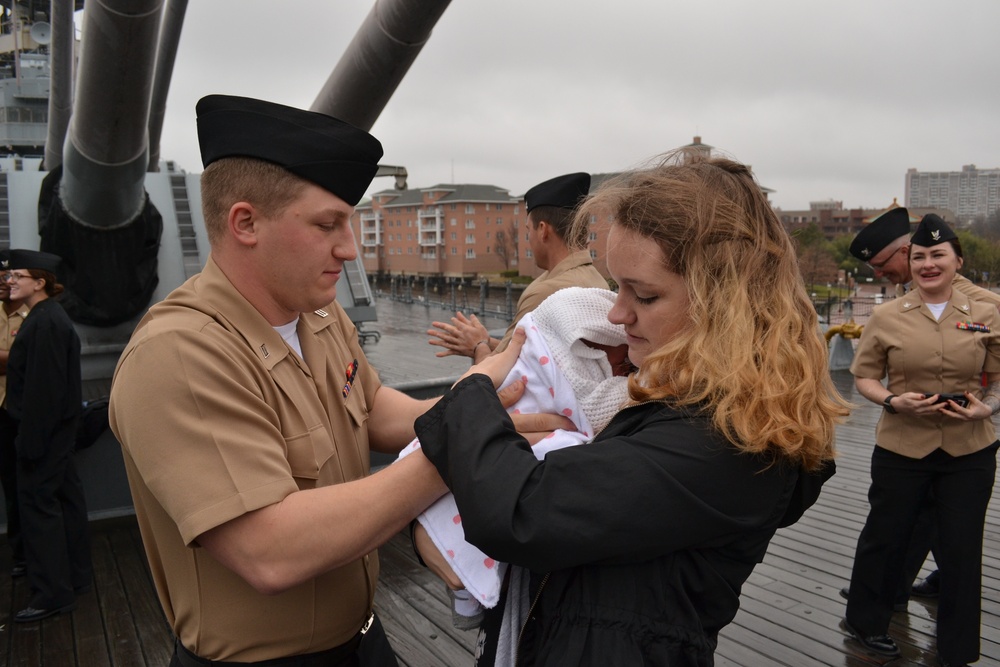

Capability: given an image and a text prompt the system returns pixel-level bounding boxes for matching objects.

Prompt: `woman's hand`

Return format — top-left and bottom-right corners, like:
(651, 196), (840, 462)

(890, 391), (947, 416)
(936, 392), (993, 421)
(413, 523), (464, 590)
(891, 391), (992, 421)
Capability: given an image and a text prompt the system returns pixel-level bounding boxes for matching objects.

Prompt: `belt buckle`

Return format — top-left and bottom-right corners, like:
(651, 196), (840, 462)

(360, 612), (375, 636)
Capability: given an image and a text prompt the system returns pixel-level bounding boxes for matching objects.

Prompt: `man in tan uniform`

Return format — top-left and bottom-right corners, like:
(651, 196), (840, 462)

(0, 250), (30, 577)
(109, 96), (453, 666)
(429, 172), (608, 362)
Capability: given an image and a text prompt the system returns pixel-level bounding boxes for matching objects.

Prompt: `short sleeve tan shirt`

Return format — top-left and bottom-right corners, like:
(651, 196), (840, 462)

(109, 257), (382, 661)
(851, 289), (1000, 458)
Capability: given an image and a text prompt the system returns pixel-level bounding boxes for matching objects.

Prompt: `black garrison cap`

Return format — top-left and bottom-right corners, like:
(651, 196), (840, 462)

(196, 95), (384, 206)
(910, 213), (957, 247)
(8, 249), (62, 274)
(524, 172), (591, 213)
(849, 207), (911, 261)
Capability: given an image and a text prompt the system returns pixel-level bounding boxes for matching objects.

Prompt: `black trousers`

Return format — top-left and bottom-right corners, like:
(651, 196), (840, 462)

(16, 418), (92, 609)
(846, 443), (998, 664)
(169, 612), (399, 667)
(895, 489), (939, 602)
(0, 407), (22, 562)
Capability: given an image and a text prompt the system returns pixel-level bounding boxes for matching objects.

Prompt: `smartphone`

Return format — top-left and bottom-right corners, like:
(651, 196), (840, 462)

(931, 392), (970, 408)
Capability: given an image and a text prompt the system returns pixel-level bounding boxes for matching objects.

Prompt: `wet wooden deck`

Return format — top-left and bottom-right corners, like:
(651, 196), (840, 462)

(1, 370), (999, 666)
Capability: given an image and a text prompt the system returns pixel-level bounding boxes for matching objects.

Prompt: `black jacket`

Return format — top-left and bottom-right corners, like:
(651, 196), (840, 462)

(417, 375), (799, 666)
(7, 298), (82, 460)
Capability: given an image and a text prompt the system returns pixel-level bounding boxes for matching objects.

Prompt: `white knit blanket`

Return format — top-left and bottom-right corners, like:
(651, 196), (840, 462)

(399, 288), (629, 609)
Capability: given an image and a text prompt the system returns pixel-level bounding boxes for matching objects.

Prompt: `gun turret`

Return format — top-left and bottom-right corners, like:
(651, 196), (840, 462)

(39, 0), (164, 326)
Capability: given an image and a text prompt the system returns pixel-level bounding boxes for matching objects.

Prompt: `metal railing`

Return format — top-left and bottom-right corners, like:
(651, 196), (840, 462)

(374, 275), (519, 322)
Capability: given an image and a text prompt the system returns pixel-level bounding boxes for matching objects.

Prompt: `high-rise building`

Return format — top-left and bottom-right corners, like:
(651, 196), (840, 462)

(905, 165), (1000, 222)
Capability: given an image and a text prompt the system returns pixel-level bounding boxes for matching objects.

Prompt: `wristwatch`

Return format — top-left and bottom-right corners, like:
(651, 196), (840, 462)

(882, 394), (898, 414)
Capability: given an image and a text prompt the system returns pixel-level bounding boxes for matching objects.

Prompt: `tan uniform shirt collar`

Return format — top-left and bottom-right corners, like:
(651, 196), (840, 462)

(543, 249), (596, 281)
(181, 257), (337, 372)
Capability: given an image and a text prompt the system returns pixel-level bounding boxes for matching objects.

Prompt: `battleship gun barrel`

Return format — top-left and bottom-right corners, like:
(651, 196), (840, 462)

(311, 0), (453, 131)
(39, 0), (165, 326)
(44, 0), (75, 171)
(147, 0), (188, 171)
(60, 0), (163, 227)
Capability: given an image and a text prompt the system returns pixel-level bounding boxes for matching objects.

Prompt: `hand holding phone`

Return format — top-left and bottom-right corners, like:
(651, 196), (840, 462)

(931, 392), (970, 408)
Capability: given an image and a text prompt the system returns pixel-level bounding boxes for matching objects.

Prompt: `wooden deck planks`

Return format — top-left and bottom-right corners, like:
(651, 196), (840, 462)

(1, 369), (999, 665)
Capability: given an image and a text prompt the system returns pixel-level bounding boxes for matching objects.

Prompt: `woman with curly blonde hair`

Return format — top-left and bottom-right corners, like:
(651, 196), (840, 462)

(593, 154), (846, 471)
(413, 152), (846, 666)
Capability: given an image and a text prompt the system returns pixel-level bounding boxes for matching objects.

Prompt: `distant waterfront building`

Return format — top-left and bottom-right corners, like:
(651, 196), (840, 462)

(905, 165), (1000, 222)
(352, 183), (522, 279)
(777, 202), (870, 239)
(776, 199), (955, 240)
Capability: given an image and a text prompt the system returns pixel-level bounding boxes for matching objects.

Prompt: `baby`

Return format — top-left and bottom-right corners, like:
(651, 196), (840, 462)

(398, 287), (631, 626)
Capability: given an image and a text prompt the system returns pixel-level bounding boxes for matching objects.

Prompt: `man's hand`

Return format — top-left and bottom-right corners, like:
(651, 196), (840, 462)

(428, 312), (491, 359)
(413, 522), (464, 590)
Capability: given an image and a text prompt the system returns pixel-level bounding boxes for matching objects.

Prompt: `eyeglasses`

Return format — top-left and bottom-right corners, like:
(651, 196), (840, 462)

(3, 272), (35, 283)
(866, 245), (905, 271)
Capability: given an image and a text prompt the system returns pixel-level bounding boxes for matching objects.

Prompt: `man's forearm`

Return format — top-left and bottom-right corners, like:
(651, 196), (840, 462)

(197, 452), (447, 594)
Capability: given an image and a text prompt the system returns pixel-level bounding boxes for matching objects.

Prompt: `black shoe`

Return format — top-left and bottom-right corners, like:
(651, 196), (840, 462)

(911, 576), (940, 598)
(14, 601), (77, 623)
(839, 586), (907, 612)
(843, 618), (900, 657)
(11, 561), (26, 578)
(74, 582), (93, 595)
(937, 658), (969, 667)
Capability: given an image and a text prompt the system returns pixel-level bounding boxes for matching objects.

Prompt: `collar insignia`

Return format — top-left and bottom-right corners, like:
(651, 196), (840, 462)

(314, 309), (329, 318)
(260, 343), (269, 359)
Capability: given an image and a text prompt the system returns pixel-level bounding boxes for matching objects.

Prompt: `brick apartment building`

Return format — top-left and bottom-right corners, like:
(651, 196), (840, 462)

(353, 184), (524, 279)
(777, 199), (956, 240)
(351, 137), (775, 283)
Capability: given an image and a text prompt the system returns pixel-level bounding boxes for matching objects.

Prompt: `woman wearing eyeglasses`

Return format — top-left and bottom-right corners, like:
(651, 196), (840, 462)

(4, 249), (91, 623)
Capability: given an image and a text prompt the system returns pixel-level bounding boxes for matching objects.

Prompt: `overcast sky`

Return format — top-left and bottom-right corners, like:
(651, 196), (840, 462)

(152, 0), (1000, 212)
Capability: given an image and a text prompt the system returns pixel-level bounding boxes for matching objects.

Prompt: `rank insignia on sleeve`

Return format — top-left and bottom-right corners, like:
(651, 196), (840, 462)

(343, 358), (359, 398)
(957, 321), (990, 333)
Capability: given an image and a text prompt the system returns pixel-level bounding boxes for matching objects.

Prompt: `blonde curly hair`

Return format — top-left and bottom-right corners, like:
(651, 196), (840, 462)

(576, 153), (846, 470)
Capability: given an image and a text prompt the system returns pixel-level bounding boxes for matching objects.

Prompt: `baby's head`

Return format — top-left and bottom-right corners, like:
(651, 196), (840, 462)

(531, 287), (628, 379)
(581, 339), (633, 377)
(531, 287), (630, 435)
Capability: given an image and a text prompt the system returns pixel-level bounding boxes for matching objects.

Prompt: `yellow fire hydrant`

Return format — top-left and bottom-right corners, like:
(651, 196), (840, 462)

(824, 320), (864, 342)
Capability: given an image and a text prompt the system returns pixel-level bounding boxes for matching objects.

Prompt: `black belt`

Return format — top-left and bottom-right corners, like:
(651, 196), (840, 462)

(172, 613), (372, 667)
